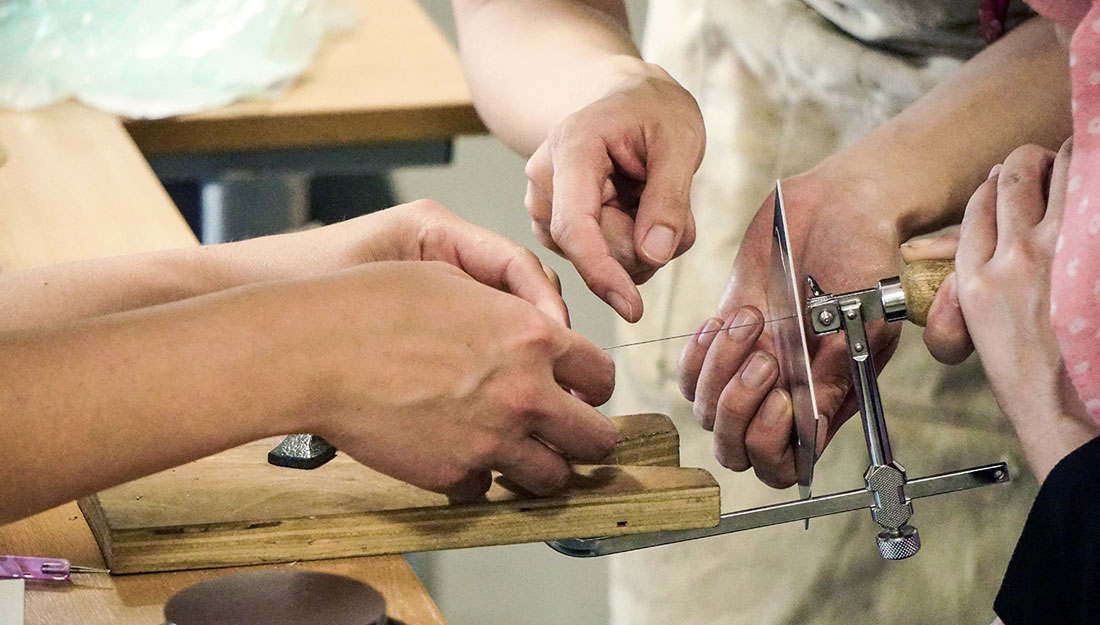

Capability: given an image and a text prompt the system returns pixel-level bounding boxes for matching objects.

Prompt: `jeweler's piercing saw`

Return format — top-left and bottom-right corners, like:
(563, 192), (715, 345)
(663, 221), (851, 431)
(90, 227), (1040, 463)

(548, 183), (1006, 561)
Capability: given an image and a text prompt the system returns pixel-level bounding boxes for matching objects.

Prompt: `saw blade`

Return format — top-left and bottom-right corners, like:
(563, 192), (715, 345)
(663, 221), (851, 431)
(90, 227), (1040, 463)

(768, 181), (821, 500)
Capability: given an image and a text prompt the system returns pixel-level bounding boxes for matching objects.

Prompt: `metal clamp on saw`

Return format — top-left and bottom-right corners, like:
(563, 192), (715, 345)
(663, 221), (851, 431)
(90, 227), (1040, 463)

(548, 181), (1010, 560)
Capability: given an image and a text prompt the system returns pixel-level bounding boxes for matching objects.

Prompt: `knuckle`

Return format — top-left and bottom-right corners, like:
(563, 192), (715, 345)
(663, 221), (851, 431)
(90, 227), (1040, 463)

(465, 433), (508, 469)
(498, 376), (544, 418)
(525, 188), (549, 222)
(409, 198), (447, 216)
(956, 272), (994, 307)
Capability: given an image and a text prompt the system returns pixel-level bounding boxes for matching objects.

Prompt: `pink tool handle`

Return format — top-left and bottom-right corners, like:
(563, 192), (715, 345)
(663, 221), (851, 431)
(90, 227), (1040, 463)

(0, 555), (70, 581)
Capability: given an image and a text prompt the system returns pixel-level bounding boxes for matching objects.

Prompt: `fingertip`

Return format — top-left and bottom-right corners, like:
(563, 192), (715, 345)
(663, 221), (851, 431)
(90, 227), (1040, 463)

(607, 288), (643, 322)
(922, 273), (974, 365)
(640, 223), (679, 266)
(445, 471), (493, 503)
(745, 388), (796, 488)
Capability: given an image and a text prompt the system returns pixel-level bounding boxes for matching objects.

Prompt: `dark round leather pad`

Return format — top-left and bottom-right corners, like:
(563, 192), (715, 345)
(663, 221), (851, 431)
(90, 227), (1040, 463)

(164, 570), (387, 625)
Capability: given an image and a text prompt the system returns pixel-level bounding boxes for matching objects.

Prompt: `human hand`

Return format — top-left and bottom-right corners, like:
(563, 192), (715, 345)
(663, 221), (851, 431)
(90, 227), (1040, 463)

(215, 200), (571, 326)
(677, 170), (904, 488)
(283, 260), (617, 500)
(922, 141), (1097, 479)
(523, 63), (705, 322)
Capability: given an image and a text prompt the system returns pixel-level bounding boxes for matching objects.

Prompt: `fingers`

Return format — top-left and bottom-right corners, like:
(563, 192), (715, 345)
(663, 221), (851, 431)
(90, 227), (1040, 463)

(712, 351), (779, 471)
(552, 327), (616, 406)
(441, 471), (495, 502)
(743, 389), (797, 488)
(899, 228), (960, 263)
(529, 391), (618, 463)
(678, 317), (724, 401)
(921, 272), (974, 364)
(995, 145), (1055, 246)
(633, 136), (700, 268)
(492, 436), (575, 497)
(956, 173), (1000, 276)
(1043, 137), (1073, 234)
(547, 134), (642, 322)
(690, 307), (766, 430)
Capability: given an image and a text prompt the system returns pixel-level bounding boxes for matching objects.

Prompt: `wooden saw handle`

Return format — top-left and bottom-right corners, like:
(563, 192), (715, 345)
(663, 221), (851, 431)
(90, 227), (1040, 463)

(899, 259), (955, 327)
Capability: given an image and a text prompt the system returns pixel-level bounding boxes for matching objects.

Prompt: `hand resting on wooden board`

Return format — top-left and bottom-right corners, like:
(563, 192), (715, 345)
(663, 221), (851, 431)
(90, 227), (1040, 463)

(0, 201), (615, 523)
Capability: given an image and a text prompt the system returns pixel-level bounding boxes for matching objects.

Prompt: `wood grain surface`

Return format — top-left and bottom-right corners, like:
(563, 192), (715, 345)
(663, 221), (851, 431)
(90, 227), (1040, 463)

(80, 415), (720, 574)
(899, 259), (954, 327)
(0, 104), (196, 271)
(124, 0), (486, 154)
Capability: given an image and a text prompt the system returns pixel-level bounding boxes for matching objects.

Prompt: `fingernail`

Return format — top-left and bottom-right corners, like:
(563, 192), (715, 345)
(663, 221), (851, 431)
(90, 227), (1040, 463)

(728, 307), (758, 339)
(761, 389), (792, 427)
(641, 224), (676, 265)
(697, 317), (722, 346)
(902, 237), (933, 249)
(989, 164), (1002, 179)
(607, 291), (635, 321)
(740, 352), (775, 388)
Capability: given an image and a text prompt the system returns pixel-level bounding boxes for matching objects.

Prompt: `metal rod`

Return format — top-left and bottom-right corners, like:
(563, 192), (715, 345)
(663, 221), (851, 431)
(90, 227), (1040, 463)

(546, 462), (1008, 558)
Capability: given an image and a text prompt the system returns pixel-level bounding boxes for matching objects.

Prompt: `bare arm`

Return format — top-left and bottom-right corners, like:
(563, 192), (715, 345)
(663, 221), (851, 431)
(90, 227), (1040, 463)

(453, 0), (705, 322)
(453, 0), (637, 155)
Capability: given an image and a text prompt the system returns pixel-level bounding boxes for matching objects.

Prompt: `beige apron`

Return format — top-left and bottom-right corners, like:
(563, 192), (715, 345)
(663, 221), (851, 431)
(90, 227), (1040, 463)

(608, 1), (1038, 623)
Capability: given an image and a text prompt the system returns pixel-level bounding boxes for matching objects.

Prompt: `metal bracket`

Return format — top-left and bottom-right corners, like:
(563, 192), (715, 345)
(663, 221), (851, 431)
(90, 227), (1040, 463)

(547, 463), (1008, 557)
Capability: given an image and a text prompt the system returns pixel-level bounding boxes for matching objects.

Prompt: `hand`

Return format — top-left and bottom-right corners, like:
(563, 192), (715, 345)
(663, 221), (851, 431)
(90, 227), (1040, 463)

(924, 141), (1098, 479)
(523, 63), (705, 322)
(279, 260), (617, 500)
(677, 169), (904, 488)
(898, 226), (969, 364)
(219, 200), (571, 326)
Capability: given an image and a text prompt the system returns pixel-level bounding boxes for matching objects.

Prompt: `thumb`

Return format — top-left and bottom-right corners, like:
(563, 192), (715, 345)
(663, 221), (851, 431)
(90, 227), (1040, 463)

(633, 141), (699, 268)
(900, 227), (961, 263)
(921, 272), (974, 364)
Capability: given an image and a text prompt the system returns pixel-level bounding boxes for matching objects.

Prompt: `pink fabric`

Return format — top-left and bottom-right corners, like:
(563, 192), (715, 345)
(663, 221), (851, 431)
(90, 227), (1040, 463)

(1025, 0), (1093, 27)
(1034, 0), (1100, 423)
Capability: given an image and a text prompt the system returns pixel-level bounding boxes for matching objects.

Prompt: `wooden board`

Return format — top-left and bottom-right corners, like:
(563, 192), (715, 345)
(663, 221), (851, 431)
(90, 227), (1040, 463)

(79, 414), (720, 574)
(124, 0), (486, 154)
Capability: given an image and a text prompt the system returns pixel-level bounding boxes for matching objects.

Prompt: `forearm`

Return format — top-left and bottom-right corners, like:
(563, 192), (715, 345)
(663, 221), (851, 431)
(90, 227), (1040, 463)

(0, 283), (322, 523)
(820, 17), (1071, 238)
(0, 214), (399, 331)
(453, 0), (647, 155)
(996, 367), (1100, 483)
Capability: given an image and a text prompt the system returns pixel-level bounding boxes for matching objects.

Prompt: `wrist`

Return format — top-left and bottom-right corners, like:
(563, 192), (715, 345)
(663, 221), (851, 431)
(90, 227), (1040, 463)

(792, 160), (903, 244)
(813, 123), (967, 243)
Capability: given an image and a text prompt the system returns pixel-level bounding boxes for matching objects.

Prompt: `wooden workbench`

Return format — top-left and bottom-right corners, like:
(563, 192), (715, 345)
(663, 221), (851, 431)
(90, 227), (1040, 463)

(125, 0), (486, 155)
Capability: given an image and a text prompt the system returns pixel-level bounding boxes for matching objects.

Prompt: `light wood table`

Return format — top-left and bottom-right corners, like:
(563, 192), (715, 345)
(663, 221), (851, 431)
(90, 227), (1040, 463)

(0, 50), (449, 625)
(125, 0), (484, 155)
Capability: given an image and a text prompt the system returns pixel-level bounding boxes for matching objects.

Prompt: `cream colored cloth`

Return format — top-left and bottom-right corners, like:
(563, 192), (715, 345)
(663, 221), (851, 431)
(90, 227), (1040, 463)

(607, 1), (1037, 623)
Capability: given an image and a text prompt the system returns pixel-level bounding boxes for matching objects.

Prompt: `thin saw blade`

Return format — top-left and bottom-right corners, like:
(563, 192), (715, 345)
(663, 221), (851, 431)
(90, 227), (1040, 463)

(768, 181), (821, 500)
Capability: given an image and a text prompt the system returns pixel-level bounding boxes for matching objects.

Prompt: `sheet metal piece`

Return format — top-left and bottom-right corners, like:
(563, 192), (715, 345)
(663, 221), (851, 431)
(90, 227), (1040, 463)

(768, 182), (821, 499)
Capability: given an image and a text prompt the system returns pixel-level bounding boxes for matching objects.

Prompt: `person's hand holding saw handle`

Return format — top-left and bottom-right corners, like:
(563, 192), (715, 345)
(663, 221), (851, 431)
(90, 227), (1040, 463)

(905, 141), (1098, 480)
